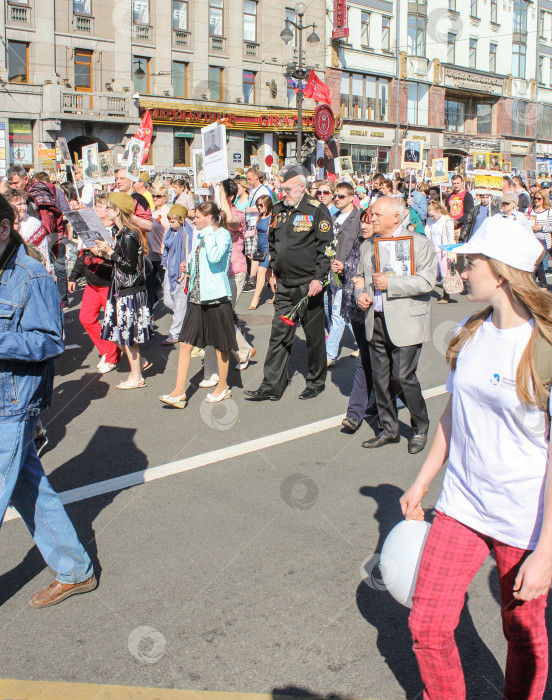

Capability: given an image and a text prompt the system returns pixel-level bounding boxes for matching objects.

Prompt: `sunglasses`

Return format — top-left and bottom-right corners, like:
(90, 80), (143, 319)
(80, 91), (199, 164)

(316, 190), (332, 196)
(152, 194), (166, 198)
(334, 193), (350, 200)
(283, 185), (298, 193)
(534, 197), (543, 201)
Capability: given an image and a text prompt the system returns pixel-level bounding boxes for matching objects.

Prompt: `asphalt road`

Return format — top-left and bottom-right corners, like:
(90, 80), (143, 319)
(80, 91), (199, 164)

(1, 283), (550, 700)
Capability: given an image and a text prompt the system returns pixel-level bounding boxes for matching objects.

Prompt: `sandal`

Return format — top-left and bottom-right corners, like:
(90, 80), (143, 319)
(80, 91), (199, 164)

(249, 302), (259, 310)
(267, 298), (274, 304)
(205, 387), (232, 403)
(142, 359), (153, 372)
(116, 377), (147, 390)
(159, 393), (187, 409)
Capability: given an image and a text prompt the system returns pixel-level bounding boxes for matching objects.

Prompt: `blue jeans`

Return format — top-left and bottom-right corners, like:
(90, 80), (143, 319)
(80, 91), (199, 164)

(0, 417), (93, 584)
(324, 286), (353, 362)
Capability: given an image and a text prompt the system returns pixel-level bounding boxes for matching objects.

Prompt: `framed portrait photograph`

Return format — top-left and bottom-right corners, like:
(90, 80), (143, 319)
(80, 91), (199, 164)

(339, 155), (353, 173)
(432, 157), (448, 183)
(201, 121), (228, 182)
(374, 236), (415, 278)
(473, 152), (489, 171)
(537, 161), (550, 179)
(502, 161), (512, 173)
(82, 143), (99, 183)
(121, 137), (144, 182)
(401, 139), (424, 170)
(489, 153), (502, 171)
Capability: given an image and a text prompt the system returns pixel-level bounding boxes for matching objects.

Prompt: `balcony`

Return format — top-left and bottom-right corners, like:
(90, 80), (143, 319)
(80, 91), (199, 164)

(133, 24), (152, 43)
(173, 29), (191, 48)
(209, 36), (226, 53)
(244, 42), (259, 58)
(73, 15), (93, 33)
(59, 90), (131, 118)
(7, 3), (31, 25)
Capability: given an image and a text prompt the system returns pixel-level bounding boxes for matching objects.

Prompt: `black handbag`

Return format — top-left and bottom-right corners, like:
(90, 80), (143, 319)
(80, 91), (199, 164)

(252, 249), (268, 262)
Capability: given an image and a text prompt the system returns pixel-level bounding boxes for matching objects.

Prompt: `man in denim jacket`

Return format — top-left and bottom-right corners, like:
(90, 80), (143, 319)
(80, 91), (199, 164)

(0, 195), (96, 607)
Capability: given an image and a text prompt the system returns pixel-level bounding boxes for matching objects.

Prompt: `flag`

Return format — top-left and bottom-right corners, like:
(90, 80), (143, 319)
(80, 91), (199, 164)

(287, 77), (307, 94)
(134, 109), (153, 164)
(303, 70), (331, 104)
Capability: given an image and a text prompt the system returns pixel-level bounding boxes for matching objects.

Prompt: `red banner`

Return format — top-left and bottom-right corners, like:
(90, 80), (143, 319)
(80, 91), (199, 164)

(303, 70), (331, 104)
(332, 0), (349, 39)
(134, 108), (153, 164)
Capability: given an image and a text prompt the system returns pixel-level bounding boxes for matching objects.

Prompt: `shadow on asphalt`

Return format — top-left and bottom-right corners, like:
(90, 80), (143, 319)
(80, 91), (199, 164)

(271, 687), (356, 700)
(0, 426), (148, 607)
(356, 483), (511, 698)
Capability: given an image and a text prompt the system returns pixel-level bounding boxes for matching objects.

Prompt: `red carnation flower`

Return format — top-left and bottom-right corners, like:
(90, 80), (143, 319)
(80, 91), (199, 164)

(280, 315), (295, 326)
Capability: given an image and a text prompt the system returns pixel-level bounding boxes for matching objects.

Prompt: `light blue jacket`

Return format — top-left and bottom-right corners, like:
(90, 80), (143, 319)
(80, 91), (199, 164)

(410, 189), (428, 223)
(187, 225), (232, 302)
(0, 245), (64, 422)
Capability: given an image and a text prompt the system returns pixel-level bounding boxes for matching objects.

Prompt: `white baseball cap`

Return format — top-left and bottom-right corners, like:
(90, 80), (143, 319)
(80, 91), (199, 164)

(441, 216), (545, 272)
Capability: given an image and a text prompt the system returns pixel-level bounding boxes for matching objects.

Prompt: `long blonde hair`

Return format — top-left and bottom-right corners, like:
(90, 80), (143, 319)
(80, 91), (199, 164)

(117, 209), (149, 256)
(447, 259), (552, 410)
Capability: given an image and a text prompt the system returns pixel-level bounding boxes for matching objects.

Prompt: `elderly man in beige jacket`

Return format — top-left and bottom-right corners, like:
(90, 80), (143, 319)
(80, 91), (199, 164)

(354, 196), (437, 454)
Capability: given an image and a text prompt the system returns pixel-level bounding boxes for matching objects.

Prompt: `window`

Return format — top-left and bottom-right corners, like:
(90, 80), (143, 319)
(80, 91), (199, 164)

(469, 38), (477, 69)
(285, 7), (296, 45)
(133, 55), (150, 93)
(172, 0), (188, 30)
(512, 42), (526, 78)
(448, 0), (456, 10)
(74, 49), (92, 91)
(470, 0), (477, 17)
(340, 74), (350, 118)
(133, 0), (149, 25)
(7, 41), (28, 83)
(513, 0), (527, 33)
(173, 61), (187, 97)
(539, 56), (545, 84)
(541, 11), (546, 39)
(244, 0), (256, 42)
(339, 72), (388, 121)
(382, 17), (390, 51)
(490, 0), (497, 22)
(361, 12), (370, 46)
(476, 103), (491, 134)
(512, 101), (527, 136)
(538, 105), (552, 139)
(208, 65), (223, 100)
(447, 33), (455, 64)
(407, 83), (429, 126)
(445, 99), (465, 132)
(73, 0), (92, 14)
(243, 70), (255, 104)
(209, 0), (223, 36)
(407, 15), (426, 57)
(489, 43), (497, 72)
(174, 134), (192, 167)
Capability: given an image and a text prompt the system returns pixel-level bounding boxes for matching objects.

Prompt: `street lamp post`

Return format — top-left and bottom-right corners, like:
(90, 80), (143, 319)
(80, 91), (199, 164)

(280, 2), (320, 163)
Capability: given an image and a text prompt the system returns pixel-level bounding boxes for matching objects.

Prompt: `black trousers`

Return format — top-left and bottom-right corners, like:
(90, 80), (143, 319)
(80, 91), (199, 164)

(261, 281), (326, 397)
(369, 312), (429, 437)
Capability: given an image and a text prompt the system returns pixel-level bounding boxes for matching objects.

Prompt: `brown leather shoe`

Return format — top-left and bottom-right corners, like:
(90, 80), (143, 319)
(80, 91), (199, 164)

(30, 574), (97, 608)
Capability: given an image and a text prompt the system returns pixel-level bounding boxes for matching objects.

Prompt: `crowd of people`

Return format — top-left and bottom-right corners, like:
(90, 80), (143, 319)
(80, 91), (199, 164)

(2, 156), (552, 697)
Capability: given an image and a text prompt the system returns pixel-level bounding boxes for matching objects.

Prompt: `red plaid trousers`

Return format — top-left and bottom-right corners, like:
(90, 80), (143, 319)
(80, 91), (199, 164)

(409, 511), (549, 699)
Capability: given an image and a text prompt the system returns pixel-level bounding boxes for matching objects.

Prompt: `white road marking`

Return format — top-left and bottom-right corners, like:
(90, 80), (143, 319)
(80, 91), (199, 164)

(64, 344), (82, 350)
(4, 384), (448, 523)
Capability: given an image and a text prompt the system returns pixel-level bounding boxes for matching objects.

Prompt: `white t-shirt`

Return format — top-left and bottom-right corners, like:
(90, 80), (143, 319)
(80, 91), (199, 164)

(333, 209), (351, 238)
(436, 316), (549, 550)
(245, 184), (271, 236)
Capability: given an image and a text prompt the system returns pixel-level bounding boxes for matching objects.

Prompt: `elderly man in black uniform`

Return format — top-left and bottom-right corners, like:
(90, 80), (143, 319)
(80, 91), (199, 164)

(245, 165), (333, 401)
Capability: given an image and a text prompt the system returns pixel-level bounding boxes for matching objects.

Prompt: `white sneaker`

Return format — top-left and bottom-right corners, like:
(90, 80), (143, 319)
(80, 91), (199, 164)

(199, 379), (218, 388)
(97, 354), (107, 369)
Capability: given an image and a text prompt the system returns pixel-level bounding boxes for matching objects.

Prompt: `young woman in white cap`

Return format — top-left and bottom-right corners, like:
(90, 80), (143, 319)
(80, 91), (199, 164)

(401, 216), (552, 698)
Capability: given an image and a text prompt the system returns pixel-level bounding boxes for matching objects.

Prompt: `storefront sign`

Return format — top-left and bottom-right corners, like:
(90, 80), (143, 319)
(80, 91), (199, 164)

(443, 67), (504, 96)
(332, 0), (349, 39)
(9, 119), (33, 166)
(370, 132), (385, 138)
(141, 103), (341, 133)
(349, 129), (367, 137)
(314, 104), (335, 141)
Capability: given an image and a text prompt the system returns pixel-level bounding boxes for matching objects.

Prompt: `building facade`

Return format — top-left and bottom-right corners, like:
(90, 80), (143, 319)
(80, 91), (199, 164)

(329, 0), (549, 174)
(0, 0), (327, 176)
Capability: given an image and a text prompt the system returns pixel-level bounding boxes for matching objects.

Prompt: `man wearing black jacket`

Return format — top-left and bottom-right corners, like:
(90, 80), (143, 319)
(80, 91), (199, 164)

(245, 165), (333, 401)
